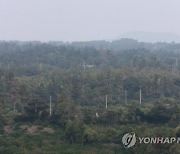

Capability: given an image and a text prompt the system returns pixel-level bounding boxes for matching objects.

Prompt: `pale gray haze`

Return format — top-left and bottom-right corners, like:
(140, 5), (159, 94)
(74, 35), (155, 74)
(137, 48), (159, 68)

(0, 0), (180, 42)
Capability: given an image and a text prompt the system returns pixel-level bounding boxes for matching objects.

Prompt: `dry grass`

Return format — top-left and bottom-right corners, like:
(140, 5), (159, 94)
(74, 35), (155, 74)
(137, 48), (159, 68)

(20, 125), (55, 135)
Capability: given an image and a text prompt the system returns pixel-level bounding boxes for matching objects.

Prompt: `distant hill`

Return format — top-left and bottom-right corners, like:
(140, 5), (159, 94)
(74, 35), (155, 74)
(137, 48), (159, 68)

(118, 31), (180, 43)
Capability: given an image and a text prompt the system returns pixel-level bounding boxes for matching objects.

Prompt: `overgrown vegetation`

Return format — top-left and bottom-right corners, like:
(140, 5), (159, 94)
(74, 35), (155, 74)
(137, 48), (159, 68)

(0, 39), (179, 153)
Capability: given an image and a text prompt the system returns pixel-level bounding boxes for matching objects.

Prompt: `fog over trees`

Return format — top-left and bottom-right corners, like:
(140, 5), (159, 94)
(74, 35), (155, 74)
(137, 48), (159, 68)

(0, 39), (179, 153)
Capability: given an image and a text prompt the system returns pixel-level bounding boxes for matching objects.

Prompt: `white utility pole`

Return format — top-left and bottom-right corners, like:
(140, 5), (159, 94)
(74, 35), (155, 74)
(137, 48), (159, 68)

(83, 61), (86, 71)
(170, 58), (178, 73)
(125, 91), (127, 104)
(130, 59), (133, 67)
(14, 102), (16, 112)
(39, 63), (42, 70)
(172, 66), (174, 73)
(140, 89), (142, 106)
(50, 96), (52, 116)
(106, 95), (108, 109)
(8, 63), (10, 70)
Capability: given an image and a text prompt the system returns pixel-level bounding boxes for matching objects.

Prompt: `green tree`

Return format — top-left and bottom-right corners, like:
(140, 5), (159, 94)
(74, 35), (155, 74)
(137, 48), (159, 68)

(64, 120), (84, 144)
(52, 93), (76, 128)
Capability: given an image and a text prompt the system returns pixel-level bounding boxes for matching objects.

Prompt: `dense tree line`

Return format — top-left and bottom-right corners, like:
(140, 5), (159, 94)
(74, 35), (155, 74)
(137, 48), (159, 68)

(0, 39), (180, 153)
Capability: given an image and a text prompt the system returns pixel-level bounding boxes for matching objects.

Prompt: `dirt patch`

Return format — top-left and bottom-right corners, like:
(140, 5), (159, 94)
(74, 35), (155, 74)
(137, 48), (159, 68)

(43, 127), (55, 134)
(20, 125), (39, 134)
(4, 126), (13, 133)
(20, 125), (55, 135)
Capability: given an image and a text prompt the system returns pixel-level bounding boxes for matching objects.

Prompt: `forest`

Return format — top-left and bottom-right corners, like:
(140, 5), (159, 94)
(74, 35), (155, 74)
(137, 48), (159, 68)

(0, 39), (180, 154)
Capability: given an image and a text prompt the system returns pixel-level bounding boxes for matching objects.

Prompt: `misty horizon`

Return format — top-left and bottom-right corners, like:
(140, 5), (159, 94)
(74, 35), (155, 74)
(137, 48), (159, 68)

(0, 0), (180, 42)
(0, 1), (180, 153)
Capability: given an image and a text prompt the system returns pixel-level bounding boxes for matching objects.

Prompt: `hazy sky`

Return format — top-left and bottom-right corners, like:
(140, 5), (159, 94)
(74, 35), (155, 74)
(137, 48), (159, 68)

(0, 0), (180, 41)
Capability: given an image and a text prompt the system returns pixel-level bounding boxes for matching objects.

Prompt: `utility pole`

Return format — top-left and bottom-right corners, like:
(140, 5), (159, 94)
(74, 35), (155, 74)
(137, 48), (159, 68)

(82, 61), (85, 103)
(140, 89), (142, 106)
(170, 58), (178, 73)
(50, 96), (52, 116)
(83, 61), (86, 71)
(14, 102), (16, 112)
(130, 59), (133, 67)
(172, 66), (174, 73)
(39, 63), (42, 70)
(8, 63), (10, 70)
(125, 91), (127, 104)
(106, 95), (108, 109)
(176, 58), (178, 67)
